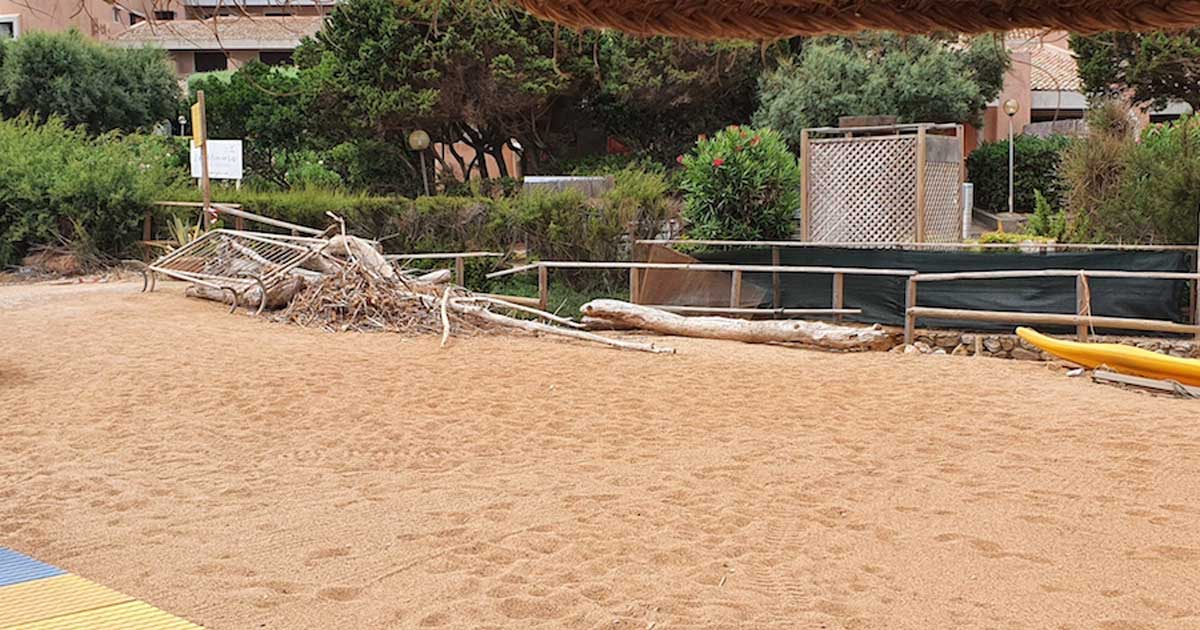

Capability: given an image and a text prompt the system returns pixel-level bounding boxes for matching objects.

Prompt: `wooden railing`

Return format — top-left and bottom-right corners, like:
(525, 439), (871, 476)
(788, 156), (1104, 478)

(486, 261), (916, 313)
(385, 252), (503, 285)
(904, 269), (1200, 344)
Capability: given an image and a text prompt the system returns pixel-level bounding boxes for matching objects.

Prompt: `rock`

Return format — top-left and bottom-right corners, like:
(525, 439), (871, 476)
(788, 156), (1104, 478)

(933, 348), (947, 355)
(889, 344), (908, 353)
(914, 341), (933, 354)
(1010, 347), (1042, 361)
(903, 344), (921, 354)
(983, 338), (1002, 353)
(935, 333), (960, 348)
(951, 344), (971, 357)
(960, 333), (975, 345)
(1000, 337), (1015, 351)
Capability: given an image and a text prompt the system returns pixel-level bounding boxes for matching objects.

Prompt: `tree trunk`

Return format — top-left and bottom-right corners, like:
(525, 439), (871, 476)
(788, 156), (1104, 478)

(579, 299), (892, 350)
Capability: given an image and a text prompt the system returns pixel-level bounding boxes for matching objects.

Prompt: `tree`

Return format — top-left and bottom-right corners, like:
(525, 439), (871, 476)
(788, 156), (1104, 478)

(190, 63), (309, 187)
(753, 33), (1009, 146)
(295, 0), (593, 184)
(1071, 31), (1200, 112)
(589, 36), (771, 163)
(0, 30), (178, 134)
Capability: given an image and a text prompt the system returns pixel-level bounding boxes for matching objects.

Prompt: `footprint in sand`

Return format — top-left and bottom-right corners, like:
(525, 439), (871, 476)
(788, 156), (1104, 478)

(306, 546), (352, 564)
(317, 586), (362, 602)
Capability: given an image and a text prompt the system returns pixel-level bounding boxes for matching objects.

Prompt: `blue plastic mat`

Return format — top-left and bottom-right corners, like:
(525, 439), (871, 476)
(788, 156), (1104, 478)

(0, 547), (67, 588)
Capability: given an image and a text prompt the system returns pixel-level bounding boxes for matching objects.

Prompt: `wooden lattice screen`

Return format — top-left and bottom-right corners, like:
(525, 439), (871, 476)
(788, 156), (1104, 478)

(800, 124), (964, 243)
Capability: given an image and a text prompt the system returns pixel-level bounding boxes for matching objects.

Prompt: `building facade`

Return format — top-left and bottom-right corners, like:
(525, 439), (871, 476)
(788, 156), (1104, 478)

(0, 0), (186, 42)
(0, 1), (331, 78)
(113, 14), (325, 76)
(977, 30), (1192, 146)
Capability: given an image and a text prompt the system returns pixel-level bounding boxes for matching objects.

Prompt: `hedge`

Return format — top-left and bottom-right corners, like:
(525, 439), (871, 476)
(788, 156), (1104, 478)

(0, 117), (185, 267)
(160, 167), (675, 282)
(967, 135), (1071, 213)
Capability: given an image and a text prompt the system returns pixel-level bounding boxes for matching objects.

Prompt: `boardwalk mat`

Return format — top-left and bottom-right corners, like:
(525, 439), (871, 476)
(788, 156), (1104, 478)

(0, 548), (202, 629)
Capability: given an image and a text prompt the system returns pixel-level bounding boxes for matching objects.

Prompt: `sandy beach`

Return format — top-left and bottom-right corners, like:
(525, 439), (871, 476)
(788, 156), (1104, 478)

(1, 280), (1198, 629)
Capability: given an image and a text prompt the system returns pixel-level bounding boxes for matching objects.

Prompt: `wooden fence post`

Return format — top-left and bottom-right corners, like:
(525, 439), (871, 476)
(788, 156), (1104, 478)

(629, 267), (640, 304)
(455, 255), (466, 286)
(143, 210), (153, 242)
(915, 126), (927, 243)
(1075, 273), (1090, 342)
(800, 129), (811, 240)
(904, 277), (917, 345)
(538, 265), (548, 311)
(730, 270), (743, 308)
(832, 272), (845, 323)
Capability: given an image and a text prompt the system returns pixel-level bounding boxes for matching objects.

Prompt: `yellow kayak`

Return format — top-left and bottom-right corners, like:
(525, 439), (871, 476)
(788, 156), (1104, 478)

(1016, 327), (1200, 386)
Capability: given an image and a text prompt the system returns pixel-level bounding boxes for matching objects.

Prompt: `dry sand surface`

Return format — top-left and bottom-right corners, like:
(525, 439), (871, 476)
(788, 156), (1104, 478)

(2, 280), (1199, 629)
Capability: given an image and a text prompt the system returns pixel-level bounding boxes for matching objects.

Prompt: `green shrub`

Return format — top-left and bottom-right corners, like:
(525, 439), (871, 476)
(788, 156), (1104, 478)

(967, 134), (1071, 213)
(550, 153), (666, 177)
(402, 195), (495, 251)
(0, 117), (186, 266)
(604, 167), (674, 241)
(493, 189), (628, 262)
(678, 126), (800, 240)
(0, 30), (179, 133)
(1060, 110), (1200, 244)
(1026, 189), (1067, 240)
(279, 151), (344, 190)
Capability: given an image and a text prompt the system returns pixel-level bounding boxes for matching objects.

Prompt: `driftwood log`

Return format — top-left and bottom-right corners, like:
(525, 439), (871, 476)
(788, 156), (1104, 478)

(326, 235), (396, 280)
(580, 299), (890, 350)
(451, 299), (673, 353)
(185, 275), (307, 309)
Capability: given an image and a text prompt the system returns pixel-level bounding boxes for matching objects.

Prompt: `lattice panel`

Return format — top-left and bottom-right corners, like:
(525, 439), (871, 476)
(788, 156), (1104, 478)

(923, 162), (962, 242)
(809, 136), (918, 242)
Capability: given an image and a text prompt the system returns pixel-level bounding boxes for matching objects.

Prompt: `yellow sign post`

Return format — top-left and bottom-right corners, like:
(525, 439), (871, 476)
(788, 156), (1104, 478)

(192, 92), (212, 228)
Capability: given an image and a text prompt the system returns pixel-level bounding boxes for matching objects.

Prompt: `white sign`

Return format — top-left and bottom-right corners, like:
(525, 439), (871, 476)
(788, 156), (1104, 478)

(190, 140), (244, 181)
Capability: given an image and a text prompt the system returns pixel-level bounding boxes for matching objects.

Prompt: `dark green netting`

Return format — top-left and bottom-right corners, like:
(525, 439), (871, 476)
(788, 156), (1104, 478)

(694, 247), (1193, 333)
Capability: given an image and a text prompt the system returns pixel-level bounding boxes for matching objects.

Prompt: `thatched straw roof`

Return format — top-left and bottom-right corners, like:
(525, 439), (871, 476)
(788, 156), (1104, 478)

(509, 0), (1200, 39)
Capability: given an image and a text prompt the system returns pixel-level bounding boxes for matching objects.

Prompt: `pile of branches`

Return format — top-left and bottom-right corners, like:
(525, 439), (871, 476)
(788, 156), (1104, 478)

(270, 259), (672, 353)
(273, 264), (479, 336)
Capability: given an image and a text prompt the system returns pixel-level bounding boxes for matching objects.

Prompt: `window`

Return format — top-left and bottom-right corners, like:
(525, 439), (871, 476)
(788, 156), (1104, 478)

(194, 52), (228, 73)
(259, 51), (295, 67)
(0, 15), (17, 40)
(153, 10), (176, 21)
(130, 13), (144, 25)
(264, 11), (293, 16)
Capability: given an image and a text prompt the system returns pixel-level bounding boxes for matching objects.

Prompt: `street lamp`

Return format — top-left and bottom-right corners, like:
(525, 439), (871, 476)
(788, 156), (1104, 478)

(1003, 99), (1020, 218)
(177, 114), (187, 138)
(408, 129), (432, 197)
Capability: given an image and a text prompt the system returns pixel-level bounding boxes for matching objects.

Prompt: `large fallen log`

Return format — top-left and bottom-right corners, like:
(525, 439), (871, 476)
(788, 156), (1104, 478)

(580, 299), (890, 350)
(185, 275), (306, 310)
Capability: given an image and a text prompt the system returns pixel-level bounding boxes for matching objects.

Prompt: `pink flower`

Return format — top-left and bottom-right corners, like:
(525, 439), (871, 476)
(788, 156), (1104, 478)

(712, 158), (725, 167)
(750, 135), (761, 146)
(698, 134), (707, 142)
(676, 155), (685, 165)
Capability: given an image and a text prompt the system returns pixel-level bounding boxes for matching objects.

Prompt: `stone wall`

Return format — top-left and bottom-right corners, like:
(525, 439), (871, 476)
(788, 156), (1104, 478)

(889, 330), (1200, 361)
